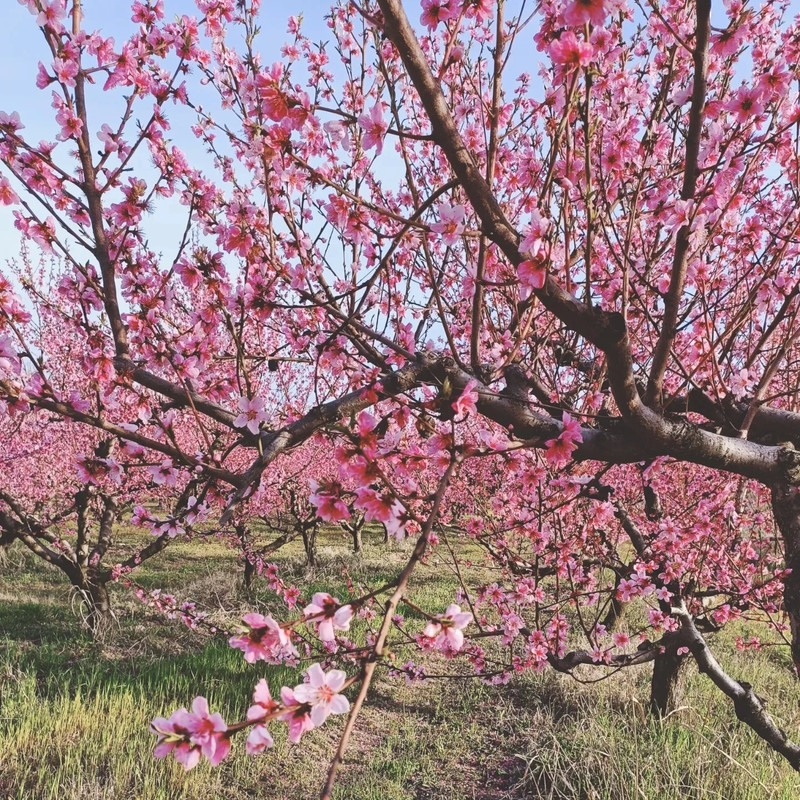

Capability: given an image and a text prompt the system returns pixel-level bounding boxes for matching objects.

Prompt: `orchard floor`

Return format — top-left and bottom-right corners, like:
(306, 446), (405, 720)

(1, 527), (799, 800)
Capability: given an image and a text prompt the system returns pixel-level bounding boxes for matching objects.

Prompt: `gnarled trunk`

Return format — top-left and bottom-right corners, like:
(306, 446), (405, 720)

(243, 555), (256, 590)
(650, 644), (689, 716)
(69, 566), (113, 641)
(302, 523), (318, 568)
(771, 474), (800, 674)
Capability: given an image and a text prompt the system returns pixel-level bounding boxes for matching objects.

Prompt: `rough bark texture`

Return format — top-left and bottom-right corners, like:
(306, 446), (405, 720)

(302, 523), (318, 568)
(770, 449), (800, 673)
(69, 567), (113, 640)
(650, 646), (689, 716)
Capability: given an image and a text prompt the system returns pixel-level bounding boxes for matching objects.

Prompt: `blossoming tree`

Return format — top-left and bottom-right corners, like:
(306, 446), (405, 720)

(3, 0), (800, 791)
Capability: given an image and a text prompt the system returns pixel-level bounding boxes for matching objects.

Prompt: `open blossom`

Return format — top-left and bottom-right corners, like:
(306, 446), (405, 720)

(0, 336), (21, 374)
(186, 697), (230, 765)
(420, 0), (456, 30)
(357, 104), (388, 154)
(234, 395), (269, 435)
(423, 604), (473, 651)
(0, 176), (18, 206)
(544, 412), (583, 468)
(151, 696), (229, 770)
(430, 203), (466, 246)
(309, 479), (350, 522)
(292, 663), (350, 726)
(549, 32), (594, 69)
(229, 613), (296, 663)
(452, 379), (479, 419)
(564, 0), (609, 27)
(517, 258), (547, 299)
(151, 708), (203, 770)
(303, 592), (354, 642)
(278, 686), (315, 743)
(148, 459), (178, 487)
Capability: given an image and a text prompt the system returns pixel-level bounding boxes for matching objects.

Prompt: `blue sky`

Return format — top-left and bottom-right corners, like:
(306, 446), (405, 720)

(0, 1), (335, 267)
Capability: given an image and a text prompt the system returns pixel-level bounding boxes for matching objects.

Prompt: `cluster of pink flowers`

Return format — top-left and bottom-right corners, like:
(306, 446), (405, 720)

(152, 697), (230, 770)
(152, 664), (350, 769)
(543, 412), (583, 468)
(229, 612), (297, 663)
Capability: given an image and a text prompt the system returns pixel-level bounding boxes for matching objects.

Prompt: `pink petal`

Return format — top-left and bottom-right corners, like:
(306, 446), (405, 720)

(328, 694), (350, 715)
(253, 678), (272, 706)
(318, 618), (335, 642)
(325, 669), (347, 692)
(191, 696), (210, 717)
(309, 704), (330, 726)
(306, 663), (326, 688)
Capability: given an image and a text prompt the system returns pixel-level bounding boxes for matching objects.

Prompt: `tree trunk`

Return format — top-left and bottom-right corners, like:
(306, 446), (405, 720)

(352, 523), (363, 553)
(0, 528), (13, 564)
(771, 471), (800, 674)
(302, 524), (318, 568)
(650, 645), (688, 716)
(602, 571), (626, 632)
(243, 555), (255, 590)
(70, 568), (113, 641)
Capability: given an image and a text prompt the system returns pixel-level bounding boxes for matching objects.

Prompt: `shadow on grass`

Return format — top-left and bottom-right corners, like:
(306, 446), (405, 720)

(0, 600), (295, 717)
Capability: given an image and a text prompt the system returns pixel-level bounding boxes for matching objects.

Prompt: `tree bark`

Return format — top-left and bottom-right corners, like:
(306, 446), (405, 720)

(302, 523), (318, 568)
(243, 555), (255, 590)
(70, 568), (113, 641)
(650, 645), (689, 716)
(771, 457), (800, 674)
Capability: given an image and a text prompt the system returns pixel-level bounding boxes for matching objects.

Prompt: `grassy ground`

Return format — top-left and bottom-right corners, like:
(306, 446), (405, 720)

(1, 528), (800, 799)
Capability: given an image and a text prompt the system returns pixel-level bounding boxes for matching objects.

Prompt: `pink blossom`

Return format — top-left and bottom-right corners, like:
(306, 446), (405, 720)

(303, 592), (354, 642)
(234, 395), (269, 435)
(245, 679), (278, 754)
(726, 87), (765, 125)
(151, 697), (229, 770)
(422, 603), (473, 651)
(430, 203), (466, 246)
(0, 336), (20, 374)
(357, 104), (387, 155)
(612, 632), (631, 648)
(52, 57), (78, 87)
(519, 210), (551, 256)
(451, 379), (479, 419)
(151, 708), (203, 770)
(324, 119), (350, 151)
(246, 724), (274, 755)
(278, 686), (315, 743)
(229, 613), (295, 662)
(563, 0), (609, 27)
(420, 0), (455, 30)
(518, 258), (547, 299)
(148, 459), (178, 487)
(183, 697), (230, 766)
(544, 412), (583, 468)
(463, 0), (493, 24)
(292, 663), (350, 726)
(309, 479), (350, 522)
(549, 32), (594, 69)
(0, 177), (18, 206)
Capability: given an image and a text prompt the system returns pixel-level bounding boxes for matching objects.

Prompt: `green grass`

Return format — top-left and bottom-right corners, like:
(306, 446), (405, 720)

(2, 528), (800, 799)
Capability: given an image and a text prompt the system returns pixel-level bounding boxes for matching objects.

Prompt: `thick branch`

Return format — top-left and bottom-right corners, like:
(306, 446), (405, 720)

(674, 603), (800, 771)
